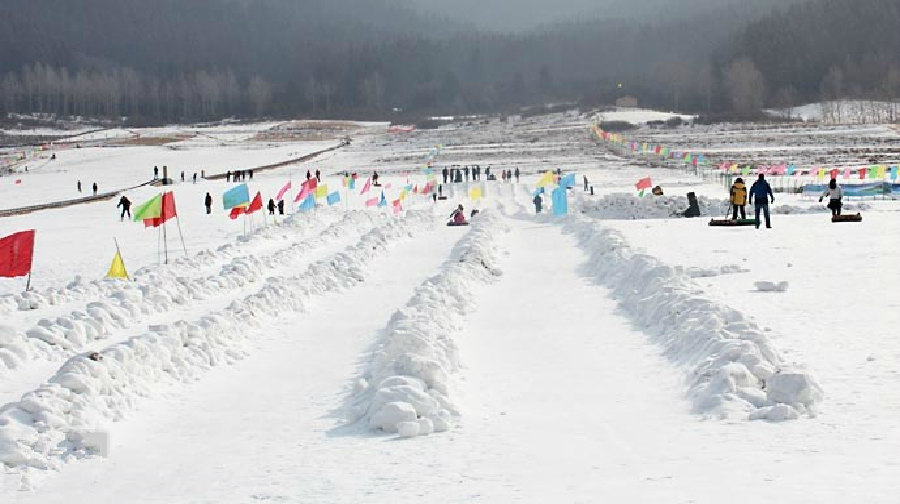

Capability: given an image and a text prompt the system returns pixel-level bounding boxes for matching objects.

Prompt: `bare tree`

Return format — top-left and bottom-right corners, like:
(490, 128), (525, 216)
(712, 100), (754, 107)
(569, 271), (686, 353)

(248, 76), (272, 116)
(725, 58), (766, 115)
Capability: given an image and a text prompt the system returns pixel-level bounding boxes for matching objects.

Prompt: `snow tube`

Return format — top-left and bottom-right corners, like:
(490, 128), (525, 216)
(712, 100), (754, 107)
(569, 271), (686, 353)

(708, 218), (756, 227)
(832, 213), (862, 223)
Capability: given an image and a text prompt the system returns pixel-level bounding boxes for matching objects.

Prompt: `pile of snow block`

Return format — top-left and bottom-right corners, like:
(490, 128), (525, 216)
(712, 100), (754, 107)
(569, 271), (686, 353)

(0, 211), (433, 470)
(564, 216), (823, 421)
(350, 210), (507, 437)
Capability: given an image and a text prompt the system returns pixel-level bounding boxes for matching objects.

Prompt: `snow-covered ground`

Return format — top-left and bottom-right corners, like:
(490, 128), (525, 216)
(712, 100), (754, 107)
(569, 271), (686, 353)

(1, 112), (899, 502)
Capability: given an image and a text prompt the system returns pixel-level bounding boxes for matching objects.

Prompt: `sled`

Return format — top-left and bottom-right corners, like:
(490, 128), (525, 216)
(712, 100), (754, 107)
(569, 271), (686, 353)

(437, 196), (448, 201)
(708, 218), (756, 227)
(832, 213), (862, 223)
(446, 222), (470, 227)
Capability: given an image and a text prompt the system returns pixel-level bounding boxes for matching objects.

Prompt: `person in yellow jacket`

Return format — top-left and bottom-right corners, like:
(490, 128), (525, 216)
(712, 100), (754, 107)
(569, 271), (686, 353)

(730, 177), (747, 220)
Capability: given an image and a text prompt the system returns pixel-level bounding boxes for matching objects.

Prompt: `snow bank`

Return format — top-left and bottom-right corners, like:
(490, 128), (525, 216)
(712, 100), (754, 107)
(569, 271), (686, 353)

(0, 210), (368, 376)
(582, 193), (869, 220)
(0, 211), (434, 470)
(348, 211), (507, 436)
(564, 216), (822, 421)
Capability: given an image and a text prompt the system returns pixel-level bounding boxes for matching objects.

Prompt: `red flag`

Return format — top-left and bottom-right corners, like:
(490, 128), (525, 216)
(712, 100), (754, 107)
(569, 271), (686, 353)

(635, 177), (653, 191)
(275, 181), (291, 201)
(229, 206), (246, 220)
(0, 230), (35, 278)
(305, 177), (318, 191)
(143, 191), (177, 228)
(246, 192), (263, 214)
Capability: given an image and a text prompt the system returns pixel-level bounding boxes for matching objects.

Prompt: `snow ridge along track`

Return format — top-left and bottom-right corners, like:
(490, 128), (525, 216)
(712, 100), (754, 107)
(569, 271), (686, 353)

(0, 210), (434, 472)
(0, 209), (371, 378)
(563, 216), (823, 421)
(346, 210), (508, 437)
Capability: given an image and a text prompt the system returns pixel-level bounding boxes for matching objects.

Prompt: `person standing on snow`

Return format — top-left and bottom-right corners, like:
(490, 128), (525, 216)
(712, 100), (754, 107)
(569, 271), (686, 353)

(277, 199), (285, 215)
(77, 180), (82, 193)
(315, 169), (321, 183)
(583, 175), (589, 192)
(154, 166), (159, 179)
(533, 193), (543, 214)
(515, 167), (520, 182)
(267, 198), (276, 215)
(819, 178), (844, 216)
(117, 195), (132, 221)
(306, 170), (311, 180)
(204, 192), (213, 214)
(442, 167), (448, 184)
(226, 170), (232, 182)
(181, 171), (185, 182)
(748, 174), (774, 229)
(730, 177), (748, 220)
(92, 182), (98, 195)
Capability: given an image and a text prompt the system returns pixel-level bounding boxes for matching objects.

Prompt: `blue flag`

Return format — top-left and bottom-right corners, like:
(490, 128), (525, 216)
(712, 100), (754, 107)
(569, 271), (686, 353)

(533, 187), (545, 199)
(326, 191), (341, 206)
(299, 193), (316, 212)
(560, 173), (576, 188)
(552, 187), (568, 216)
(349, 178), (356, 190)
(222, 184), (250, 210)
(377, 192), (387, 208)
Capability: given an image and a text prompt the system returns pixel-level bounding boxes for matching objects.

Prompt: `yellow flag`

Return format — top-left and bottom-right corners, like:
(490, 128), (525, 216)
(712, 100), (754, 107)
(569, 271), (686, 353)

(537, 171), (554, 188)
(399, 189), (408, 201)
(106, 250), (128, 279)
(817, 168), (825, 180)
(315, 185), (328, 199)
(470, 186), (483, 201)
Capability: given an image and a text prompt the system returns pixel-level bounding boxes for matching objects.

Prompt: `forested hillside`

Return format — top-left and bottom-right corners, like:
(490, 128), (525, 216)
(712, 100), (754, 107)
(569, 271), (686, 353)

(1, 0), (892, 123)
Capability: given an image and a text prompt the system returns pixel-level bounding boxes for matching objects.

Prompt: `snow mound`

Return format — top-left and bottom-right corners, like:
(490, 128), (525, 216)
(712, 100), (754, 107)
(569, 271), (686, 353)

(349, 211), (508, 436)
(0, 209), (370, 376)
(583, 193), (870, 220)
(0, 211), (434, 471)
(755, 281), (789, 293)
(564, 216), (822, 421)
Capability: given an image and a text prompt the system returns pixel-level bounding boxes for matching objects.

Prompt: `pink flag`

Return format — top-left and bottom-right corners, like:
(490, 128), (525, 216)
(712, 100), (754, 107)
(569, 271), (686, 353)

(294, 184), (311, 203)
(360, 178), (371, 195)
(365, 197), (379, 207)
(384, 183), (392, 189)
(635, 177), (652, 191)
(843, 168), (850, 179)
(276, 181), (292, 201)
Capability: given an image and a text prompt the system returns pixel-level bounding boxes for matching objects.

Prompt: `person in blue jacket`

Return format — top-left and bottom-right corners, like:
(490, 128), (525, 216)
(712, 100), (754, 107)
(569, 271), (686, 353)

(748, 173), (774, 229)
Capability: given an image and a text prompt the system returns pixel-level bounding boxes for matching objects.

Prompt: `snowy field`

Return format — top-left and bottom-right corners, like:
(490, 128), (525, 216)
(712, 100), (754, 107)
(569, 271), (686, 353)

(1, 112), (899, 502)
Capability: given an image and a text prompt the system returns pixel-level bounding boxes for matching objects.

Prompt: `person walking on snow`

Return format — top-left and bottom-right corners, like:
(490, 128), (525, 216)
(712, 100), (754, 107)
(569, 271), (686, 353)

(533, 193), (543, 214)
(306, 170), (311, 180)
(315, 169), (321, 183)
(77, 180), (82, 193)
(204, 192), (213, 215)
(92, 182), (98, 195)
(442, 167), (448, 184)
(153, 166), (159, 179)
(226, 170), (232, 182)
(181, 171), (185, 182)
(515, 167), (520, 182)
(730, 177), (748, 220)
(193, 172), (197, 184)
(748, 174), (774, 229)
(117, 195), (132, 221)
(820, 178), (844, 216)
(583, 175), (589, 192)
(267, 198), (276, 215)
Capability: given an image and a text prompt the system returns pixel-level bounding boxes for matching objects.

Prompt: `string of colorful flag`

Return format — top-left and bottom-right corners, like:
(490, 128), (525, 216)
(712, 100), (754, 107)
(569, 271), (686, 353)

(591, 125), (900, 182)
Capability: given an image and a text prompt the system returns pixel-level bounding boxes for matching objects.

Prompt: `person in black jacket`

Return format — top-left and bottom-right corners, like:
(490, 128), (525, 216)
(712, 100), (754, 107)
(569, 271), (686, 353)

(267, 198), (276, 215)
(748, 174), (774, 229)
(277, 199), (285, 215)
(205, 192), (213, 214)
(117, 196), (132, 221)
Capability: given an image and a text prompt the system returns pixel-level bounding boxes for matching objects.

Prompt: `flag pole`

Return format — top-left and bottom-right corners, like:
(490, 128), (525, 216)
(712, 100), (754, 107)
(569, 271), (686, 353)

(174, 216), (188, 258)
(25, 271), (31, 291)
(162, 219), (169, 264)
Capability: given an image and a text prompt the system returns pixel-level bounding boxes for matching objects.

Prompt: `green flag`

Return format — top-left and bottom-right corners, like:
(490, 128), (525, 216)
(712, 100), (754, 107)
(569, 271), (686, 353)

(133, 194), (162, 222)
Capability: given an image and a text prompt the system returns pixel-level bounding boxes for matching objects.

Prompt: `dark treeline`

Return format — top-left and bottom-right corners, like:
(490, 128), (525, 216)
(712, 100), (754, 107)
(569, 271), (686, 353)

(0, 0), (893, 123)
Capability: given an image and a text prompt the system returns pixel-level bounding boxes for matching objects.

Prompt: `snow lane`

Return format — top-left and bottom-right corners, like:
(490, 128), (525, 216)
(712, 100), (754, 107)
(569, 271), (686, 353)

(0, 211), (372, 405)
(10, 219), (466, 502)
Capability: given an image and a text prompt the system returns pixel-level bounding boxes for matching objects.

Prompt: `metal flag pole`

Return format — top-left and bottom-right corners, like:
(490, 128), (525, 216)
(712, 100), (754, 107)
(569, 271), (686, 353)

(174, 215), (188, 258)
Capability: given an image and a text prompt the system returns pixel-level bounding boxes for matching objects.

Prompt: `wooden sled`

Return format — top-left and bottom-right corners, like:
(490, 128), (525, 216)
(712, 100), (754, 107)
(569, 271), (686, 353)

(446, 222), (470, 227)
(832, 213), (862, 223)
(708, 218), (756, 227)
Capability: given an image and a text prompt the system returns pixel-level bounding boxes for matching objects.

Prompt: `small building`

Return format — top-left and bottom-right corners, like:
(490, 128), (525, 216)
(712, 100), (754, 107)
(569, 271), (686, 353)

(616, 96), (639, 108)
